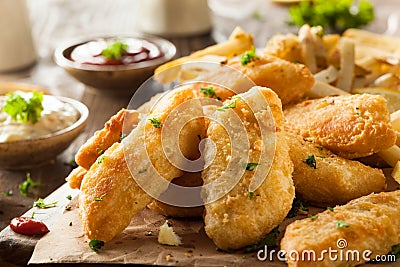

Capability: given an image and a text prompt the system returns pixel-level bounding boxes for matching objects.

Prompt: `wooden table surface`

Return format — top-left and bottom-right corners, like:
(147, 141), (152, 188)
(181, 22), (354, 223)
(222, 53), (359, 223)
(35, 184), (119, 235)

(0, 0), (399, 266)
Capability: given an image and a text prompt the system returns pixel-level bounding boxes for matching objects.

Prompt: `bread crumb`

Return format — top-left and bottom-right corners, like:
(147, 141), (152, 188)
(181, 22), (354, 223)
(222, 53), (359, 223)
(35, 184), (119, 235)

(184, 252), (193, 257)
(158, 220), (182, 246)
(165, 254), (173, 262)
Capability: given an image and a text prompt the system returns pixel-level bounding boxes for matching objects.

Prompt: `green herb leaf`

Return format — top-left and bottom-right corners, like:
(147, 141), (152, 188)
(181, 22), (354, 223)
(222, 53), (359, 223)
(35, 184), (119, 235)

(241, 46), (258, 66)
(337, 220), (350, 228)
(252, 11), (263, 20)
(93, 194), (106, 202)
(390, 244), (400, 259)
(327, 206), (335, 211)
(243, 162), (260, 171)
(120, 133), (128, 140)
(217, 97), (238, 112)
(248, 191), (254, 200)
(2, 190), (13, 196)
(288, 0), (374, 33)
(19, 173), (41, 196)
(97, 155), (105, 164)
(138, 169), (147, 174)
(31, 212), (35, 218)
(98, 150), (104, 155)
(316, 146), (324, 151)
(66, 195), (72, 200)
(304, 154), (317, 169)
(33, 198), (58, 209)
(201, 86), (218, 98)
(287, 198), (309, 218)
(89, 239), (105, 252)
(149, 118), (162, 128)
(2, 91), (44, 124)
(64, 159), (78, 168)
(310, 215), (319, 220)
(101, 41), (128, 60)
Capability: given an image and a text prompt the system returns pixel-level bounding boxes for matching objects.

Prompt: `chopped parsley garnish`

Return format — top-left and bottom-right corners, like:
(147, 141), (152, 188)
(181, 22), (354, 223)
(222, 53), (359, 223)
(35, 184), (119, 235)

(33, 198), (58, 209)
(287, 198), (309, 218)
(19, 173), (41, 196)
(243, 162), (260, 171)
(337, 220), (350, 228)
(2, 91), (44, 124)
(252, 10), (263, 20)
(390, 244), (400, 259)
(66, 195), (72, 200)
(201, 86), (217, 98)
(31, 212), (35, 218)
(241, 46), (258, 66)
(316, 146), (323, 151)
(244, 226), (280, 252)
(138, 169), (147, 174)
(149, 118), (162, 128)
(89, 239), (105, 252)
(93, 194), (106, 202)
(101, 40), (128, 60)
(2, 190), (13, 196)
(98, 150), (104, 155)
(316, 155), (326, 158)
(310, 215), (319, 220)
(288, 0), (374, 33)
(304, 154), (317, 169)
(97, 155), (105, 164)
(248, 191), (254, 200)
(217, 97), (239, 112)
(327, 206), (335, 211)
(120, 133), (128, 140)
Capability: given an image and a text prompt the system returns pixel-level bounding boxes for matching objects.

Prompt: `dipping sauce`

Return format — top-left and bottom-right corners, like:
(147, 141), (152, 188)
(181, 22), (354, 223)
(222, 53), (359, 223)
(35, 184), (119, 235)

(70, 37), (164, 66)
(10, 217), (49, 236)
(0, 91), (80, 142)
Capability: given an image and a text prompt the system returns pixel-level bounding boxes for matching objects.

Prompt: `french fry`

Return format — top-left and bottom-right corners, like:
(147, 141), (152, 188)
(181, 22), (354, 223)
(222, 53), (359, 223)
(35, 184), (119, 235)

(336, 37), (355, 92)
(154, 27), (253, 83)
(305, 80), (349, 98)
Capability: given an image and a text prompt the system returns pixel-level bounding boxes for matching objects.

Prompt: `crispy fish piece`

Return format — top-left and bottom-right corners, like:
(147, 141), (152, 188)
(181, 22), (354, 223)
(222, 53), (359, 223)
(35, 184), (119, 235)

(75, 109), (139, 170)
(202, 87), (295, 250)
(281, 190), (400, 267)
(284, 94), (397, 159)
(66, 166), (87, 190)
(228, 55), (315, 105)
(79, 86), (206, 242)
(285, 132), (386, 207)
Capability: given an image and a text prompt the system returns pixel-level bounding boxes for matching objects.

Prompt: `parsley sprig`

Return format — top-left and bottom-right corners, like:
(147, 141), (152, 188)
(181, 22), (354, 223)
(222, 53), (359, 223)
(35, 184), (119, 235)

(89, 239), (105, 252)
(149, 118), (162, 128)
(241, 46), (258, 66)
(217, 97), (239, 112)
(2, 91), (44, 124)
(19, 173), (41, 196)
(101, 40), (129, 60)
(33, 198), (58, 209)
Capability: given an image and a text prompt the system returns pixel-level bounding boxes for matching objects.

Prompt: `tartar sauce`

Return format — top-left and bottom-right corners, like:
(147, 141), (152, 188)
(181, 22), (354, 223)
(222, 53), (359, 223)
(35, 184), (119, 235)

(0, 92), (80, 142)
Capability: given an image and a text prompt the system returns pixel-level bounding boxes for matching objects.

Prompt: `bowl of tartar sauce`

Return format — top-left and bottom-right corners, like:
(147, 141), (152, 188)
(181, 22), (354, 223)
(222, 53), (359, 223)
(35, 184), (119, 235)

(0, 89), (88, 169)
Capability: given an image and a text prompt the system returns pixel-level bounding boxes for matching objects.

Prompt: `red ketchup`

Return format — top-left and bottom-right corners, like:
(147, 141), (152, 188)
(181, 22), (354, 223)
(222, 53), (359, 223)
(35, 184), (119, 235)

(10, 217), (50, 236)
(70, 38), (164, 66)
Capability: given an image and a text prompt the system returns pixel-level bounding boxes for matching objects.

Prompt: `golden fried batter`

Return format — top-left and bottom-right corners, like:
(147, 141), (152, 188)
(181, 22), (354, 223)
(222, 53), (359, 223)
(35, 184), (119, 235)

(66, 166), (87, 189)
(285, 132), (386, 207)
(281, 190), (400, 267)
(284, 94), (397, 159)
(75, 109), (139, 170)
(79, 86), (206, 242)
(228, 55), (315, 105)
(202, 86), (295, 250)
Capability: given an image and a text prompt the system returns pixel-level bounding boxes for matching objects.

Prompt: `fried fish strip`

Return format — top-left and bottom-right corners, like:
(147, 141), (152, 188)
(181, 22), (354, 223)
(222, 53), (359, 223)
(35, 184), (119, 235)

(79, 86), (205, 242)
(284, 94), (397, 159)
(75, 109), (139, 170)
(228, 55), (314, 105)
(202, 86), (295, 250)
(281, 190), (400, 267)
(285, 132), (386, 207)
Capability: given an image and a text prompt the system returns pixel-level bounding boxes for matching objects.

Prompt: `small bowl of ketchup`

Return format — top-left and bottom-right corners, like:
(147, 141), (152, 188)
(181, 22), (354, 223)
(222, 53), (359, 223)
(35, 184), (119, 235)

(54, 34), (176, 95)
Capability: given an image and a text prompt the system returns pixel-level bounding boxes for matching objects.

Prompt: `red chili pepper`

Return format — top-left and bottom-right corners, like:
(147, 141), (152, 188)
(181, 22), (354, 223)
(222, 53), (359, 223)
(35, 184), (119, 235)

(10, 217), (49, 236)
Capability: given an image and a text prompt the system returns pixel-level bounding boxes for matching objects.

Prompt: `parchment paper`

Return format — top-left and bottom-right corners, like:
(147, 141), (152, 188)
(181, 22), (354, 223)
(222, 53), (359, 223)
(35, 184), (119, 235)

(29, 173), (399, 266)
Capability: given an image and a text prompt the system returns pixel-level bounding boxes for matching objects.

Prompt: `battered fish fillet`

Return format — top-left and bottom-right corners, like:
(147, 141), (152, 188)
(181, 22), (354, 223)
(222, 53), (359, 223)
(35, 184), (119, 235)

(284, 94), (397, 159)
(80, 86), (206, 242)
(202, 86), (295, 250)
(75, 109), (139, 170)
(228, 55), (315, 105)
(285, 132), (386, 207)
(281, 190), (400, 267)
